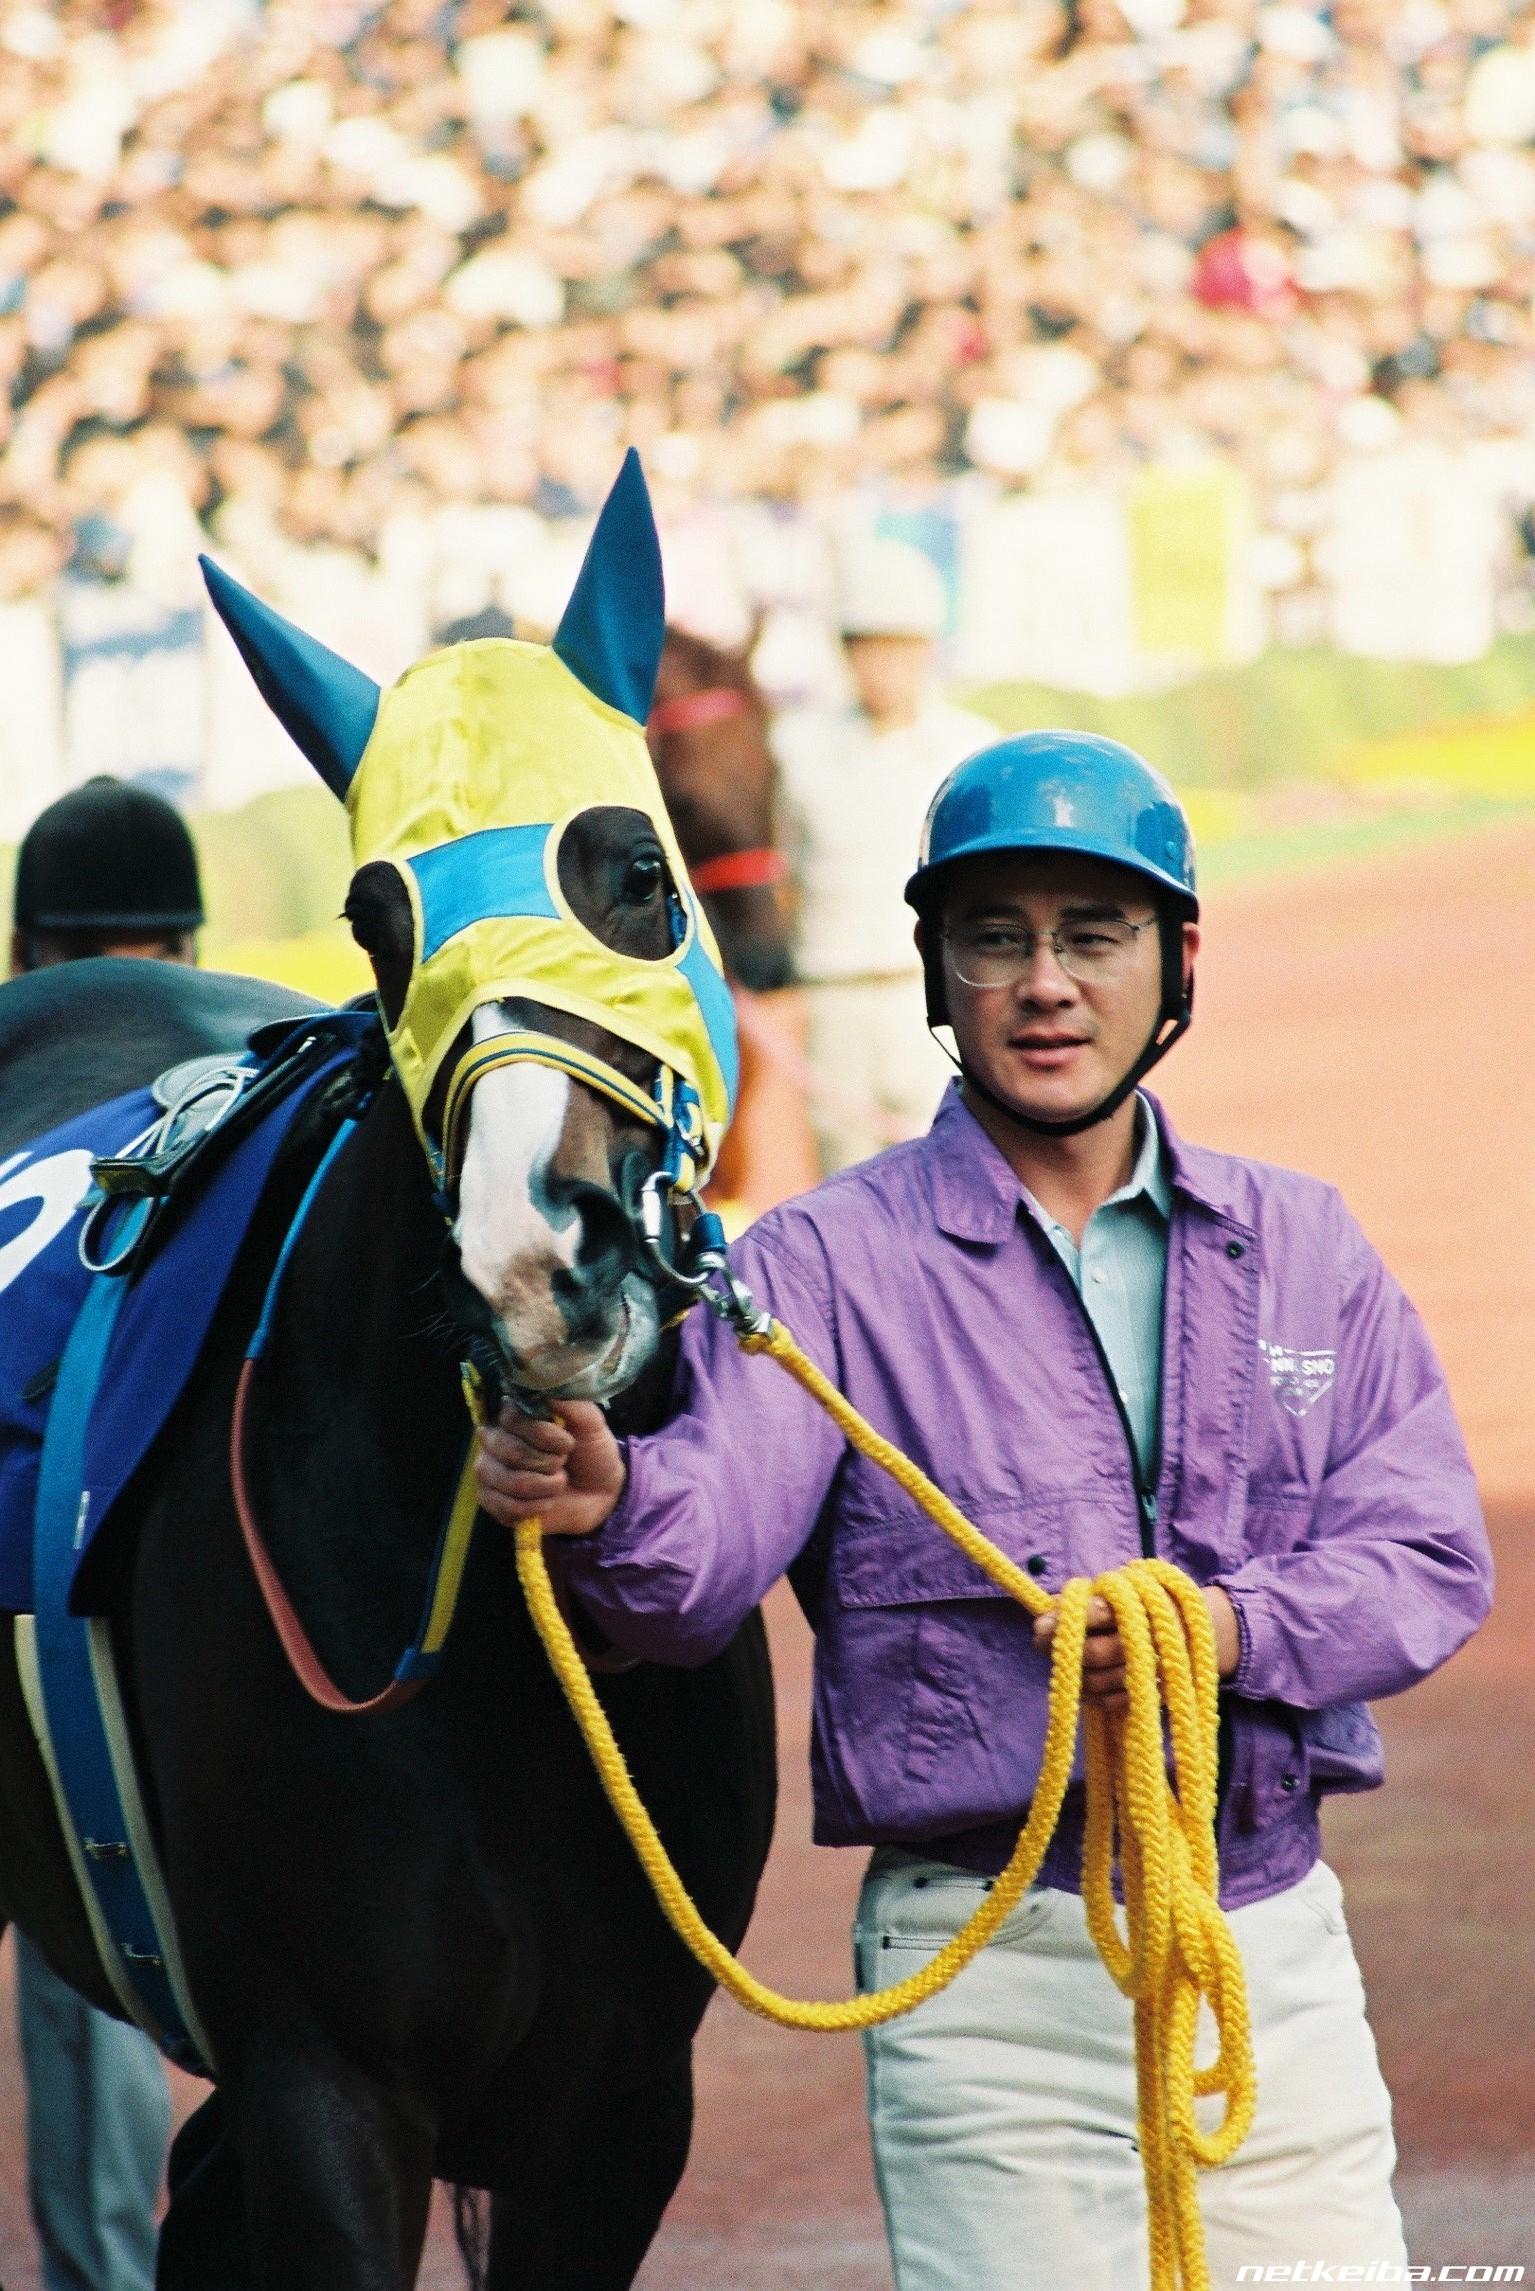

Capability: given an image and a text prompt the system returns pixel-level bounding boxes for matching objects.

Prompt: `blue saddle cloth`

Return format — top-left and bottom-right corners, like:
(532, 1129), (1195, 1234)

(0, 1047), (356, 1614)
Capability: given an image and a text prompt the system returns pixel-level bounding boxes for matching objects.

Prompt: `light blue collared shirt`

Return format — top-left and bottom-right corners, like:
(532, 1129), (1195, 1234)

(1024, 1097), (1172, 1481)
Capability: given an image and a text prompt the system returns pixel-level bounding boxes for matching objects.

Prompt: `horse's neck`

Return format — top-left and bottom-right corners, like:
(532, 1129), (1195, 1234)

(267, 1083), (466, 1518)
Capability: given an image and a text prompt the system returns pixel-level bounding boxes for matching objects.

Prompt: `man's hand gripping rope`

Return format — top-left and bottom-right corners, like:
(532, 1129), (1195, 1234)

(494, 1313), (1257, 2291)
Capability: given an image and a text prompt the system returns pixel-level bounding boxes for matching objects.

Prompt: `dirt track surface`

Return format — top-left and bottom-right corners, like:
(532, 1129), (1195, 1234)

(2, 818), (1532, 2286)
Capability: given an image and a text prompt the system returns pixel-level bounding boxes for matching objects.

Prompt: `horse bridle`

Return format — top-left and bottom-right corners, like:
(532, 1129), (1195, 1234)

(648, 685), (788, 902)
(687, 848), (788, 895)
(431, 1022), (723, 1330)
(648, 686), (748, 736)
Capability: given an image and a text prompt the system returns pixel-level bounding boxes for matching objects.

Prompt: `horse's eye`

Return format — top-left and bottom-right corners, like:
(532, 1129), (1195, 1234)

(620, 853), (665, 905)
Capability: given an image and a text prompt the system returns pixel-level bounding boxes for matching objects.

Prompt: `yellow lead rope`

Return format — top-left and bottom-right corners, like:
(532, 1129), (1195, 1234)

(509, 1316), (1256, 2291)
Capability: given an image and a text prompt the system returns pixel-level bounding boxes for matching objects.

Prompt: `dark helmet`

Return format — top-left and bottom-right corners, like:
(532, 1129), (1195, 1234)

(13, 776), (204, 935)
(903, 731), (1197, 1137)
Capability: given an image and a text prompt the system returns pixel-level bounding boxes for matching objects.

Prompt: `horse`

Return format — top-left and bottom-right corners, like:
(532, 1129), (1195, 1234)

(648, 626), (789, 1000)
(650, 628), (819, 1213)
(0, 455), (778, 2290)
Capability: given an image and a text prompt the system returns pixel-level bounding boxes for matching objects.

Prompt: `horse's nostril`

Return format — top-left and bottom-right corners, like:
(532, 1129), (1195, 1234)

(560, 1182), (637, 1302)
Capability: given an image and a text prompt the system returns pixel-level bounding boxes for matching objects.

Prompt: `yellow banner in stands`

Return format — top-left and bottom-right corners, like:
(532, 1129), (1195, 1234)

(1127, 463), (1253, 666)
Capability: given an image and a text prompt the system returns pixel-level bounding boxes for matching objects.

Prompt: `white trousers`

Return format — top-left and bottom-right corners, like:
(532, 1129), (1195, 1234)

(854, 1856), (1407, 2291)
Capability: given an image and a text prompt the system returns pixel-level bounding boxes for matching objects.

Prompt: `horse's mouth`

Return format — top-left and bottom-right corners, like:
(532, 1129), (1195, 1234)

(502, 1288), (656, 1407)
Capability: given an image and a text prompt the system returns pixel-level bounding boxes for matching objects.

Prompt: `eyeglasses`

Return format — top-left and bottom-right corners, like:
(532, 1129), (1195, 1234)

(943, 917), (1156, 989)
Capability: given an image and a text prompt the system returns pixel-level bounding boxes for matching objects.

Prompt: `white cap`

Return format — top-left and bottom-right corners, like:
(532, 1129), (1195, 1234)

(835, 536), (947, 638)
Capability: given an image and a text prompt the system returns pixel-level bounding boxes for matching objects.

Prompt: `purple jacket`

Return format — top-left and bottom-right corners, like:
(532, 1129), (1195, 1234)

(565, 1088), (1492, 1907)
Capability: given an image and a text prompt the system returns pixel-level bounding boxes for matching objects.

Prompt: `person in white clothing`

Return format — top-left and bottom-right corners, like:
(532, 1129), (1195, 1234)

(774, 538), (995, 1169)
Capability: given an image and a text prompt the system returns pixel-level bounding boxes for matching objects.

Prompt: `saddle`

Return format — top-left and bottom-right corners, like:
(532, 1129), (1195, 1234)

(0, 1006), (382, 1615)
(85, 1007), (387, 1274)
(3, 1005), (384, 2074)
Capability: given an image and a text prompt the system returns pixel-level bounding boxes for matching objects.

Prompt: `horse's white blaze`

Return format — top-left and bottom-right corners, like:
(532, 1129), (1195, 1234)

(452, 1006), (654, 1396)
(455, 1018), (579, 1361)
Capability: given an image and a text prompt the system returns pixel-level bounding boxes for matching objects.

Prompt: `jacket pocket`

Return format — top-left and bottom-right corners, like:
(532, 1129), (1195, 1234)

(820, 1494), (1069, 1821)
(829, 1490), (1067, 1610)
(1300, 1701), (1384, 1794)
(1226, 1701), (1310, 1836)
(835, 1498), (1062, 1792)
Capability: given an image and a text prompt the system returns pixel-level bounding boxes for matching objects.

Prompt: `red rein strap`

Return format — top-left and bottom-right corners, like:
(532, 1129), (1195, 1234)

(648, 685), (748, 736)
(688, 846), (789, 895)
(231, 1357), (626, 1710)
(230, 1358), (422, 1716)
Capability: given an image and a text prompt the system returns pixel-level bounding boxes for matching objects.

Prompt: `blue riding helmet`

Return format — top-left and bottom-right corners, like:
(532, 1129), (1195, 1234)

(904, 731), (1197, 918)
(903, 731), (1198, 1138)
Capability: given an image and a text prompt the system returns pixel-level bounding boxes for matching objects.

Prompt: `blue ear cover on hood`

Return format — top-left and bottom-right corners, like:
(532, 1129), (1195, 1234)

(199, 555), (381, 799)
(551, 449), (666, 726)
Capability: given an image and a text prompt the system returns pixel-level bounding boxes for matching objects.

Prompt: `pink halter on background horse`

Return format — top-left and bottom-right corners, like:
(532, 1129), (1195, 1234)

(649, 627), (819, 1212)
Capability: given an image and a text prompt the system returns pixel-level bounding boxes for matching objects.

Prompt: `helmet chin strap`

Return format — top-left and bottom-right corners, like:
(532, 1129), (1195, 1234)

(927, 910), (1195, 1141)
(933, 1006), (1191, 1139)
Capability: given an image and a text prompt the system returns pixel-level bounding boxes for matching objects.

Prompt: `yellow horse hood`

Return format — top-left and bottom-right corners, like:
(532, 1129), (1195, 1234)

(201, 453), (737, 1187)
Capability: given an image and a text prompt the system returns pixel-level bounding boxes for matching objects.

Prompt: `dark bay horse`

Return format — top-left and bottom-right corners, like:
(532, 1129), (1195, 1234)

(651, 629), (819, 1212)
(649, 627), (790, 1000)
(0, 462), (778, 2288)
(0, 931), (775, 2291)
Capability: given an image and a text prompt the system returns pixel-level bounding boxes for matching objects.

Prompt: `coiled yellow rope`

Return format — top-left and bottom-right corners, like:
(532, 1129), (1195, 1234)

(511, 1315), (1256, 2291)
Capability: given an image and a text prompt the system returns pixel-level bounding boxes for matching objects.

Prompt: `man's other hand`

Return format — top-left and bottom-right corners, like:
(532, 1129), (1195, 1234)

(1033, 1586), (1240, 1714)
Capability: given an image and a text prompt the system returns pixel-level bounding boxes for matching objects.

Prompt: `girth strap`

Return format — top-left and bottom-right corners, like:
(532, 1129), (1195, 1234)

(28, 1222), (216, 2073)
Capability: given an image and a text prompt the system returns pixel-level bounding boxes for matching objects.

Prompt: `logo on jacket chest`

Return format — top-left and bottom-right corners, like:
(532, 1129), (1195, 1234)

(1257, 1338), (1337, 1417)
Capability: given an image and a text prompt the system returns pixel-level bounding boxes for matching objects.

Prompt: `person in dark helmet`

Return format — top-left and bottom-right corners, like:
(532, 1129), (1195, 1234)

(7, 773), (189, 2289)
(10, 775), (203, 977)
(477, 731), (1490, 2288)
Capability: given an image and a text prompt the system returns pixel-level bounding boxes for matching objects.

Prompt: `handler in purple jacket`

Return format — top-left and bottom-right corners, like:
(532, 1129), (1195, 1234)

(477, 732), (1491, 2289)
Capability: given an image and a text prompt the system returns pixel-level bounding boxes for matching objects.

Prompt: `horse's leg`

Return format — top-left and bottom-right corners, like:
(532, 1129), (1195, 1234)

(484, 2053), (694, 2291)
(158, 2093), (254, 2291)
(228, 2039), (436, 2291)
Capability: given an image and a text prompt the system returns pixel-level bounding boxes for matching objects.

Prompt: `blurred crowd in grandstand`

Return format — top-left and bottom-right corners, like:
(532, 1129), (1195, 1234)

(2, 0), (1535, 621)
